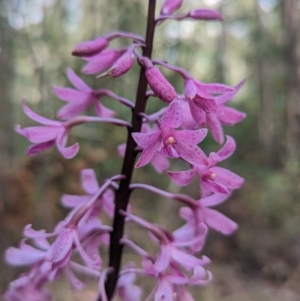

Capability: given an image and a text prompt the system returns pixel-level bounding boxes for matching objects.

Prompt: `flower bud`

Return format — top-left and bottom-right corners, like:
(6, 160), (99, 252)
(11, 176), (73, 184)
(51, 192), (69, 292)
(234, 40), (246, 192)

(145, 67), (177, 103)
(189, 9), (223, 21)
(161, 0), (183, 15)
(72, 37), (109, 57)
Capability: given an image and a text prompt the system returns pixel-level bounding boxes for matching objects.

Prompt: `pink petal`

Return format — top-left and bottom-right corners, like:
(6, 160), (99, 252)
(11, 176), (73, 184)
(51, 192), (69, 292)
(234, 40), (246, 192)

(72, 37), (108, 56)
(194, 96), (221, 114)
(207, 113), (224, 144)
(135, 139), (161, 168)
(202, 207), (238, 235)
(200, 193), (230, 207)
(217, 135), (236, 161)
(197, 82), (234, 94)
(120, 285), (142, 301)
(80, 169), (99, 194)
(171, 247), (209, 270)
(151, 153), (169, 174)
(176, 141), (208, 167)
(189, 9), (223, 21)
(61, 195), (89, 208)
(174, 128), (208, 144)
(210, 166), (244, 189)
(23, 224), (54, 238)
(154, 244), (172, 273)
(177, 288), (195, 301)
(201, 178), (229, 195)
(161, 144), (181, 159)
(189, 100), (207, 127)
(200, 180), (213, 198)
(172, 223), (195, 243)
(57, 100), (91, 119)
(218, 106), (246, 125)
(167, 168), (195, 186)
(65, 265), (85, 290)
(27, 141), (55, 156)
(45, 229), (74, 263)
(22, 100), (60, 126)
(161, 0), (183, 15)
(16, 125), (60, 143)
(5, 246), (44, 266)
(132, 131), (161, 148)
(208, 152), (221, 166)
(56, 131), (79, 159)
(81, 49), (122, 74)
(94, 102), (116, 118)
(154, 278), (173, 301)
(184, 79), (197, 100)
(53, 87), (88, 102)
(216, 79), (246, 105)
(181, 100), (198, 130)
(179, 206), (194, 221)
(160, 100), (183, 129)
(66, 68), (92, 93)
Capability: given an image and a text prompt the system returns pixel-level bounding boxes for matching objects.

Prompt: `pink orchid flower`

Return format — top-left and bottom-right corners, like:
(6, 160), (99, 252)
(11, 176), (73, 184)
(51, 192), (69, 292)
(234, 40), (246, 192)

(168, 135), (244, 197)
(16, 100), (130, 159)
(173, 193), (238, 251)
(184, 80), (246, 143)
(54, 68), (115, 119)
(132, 100), (208, 168)
(118, 124), (169, 173)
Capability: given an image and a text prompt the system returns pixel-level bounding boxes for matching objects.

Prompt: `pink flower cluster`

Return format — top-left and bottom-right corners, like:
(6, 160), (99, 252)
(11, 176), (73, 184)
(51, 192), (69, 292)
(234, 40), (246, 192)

(4, 1), (246, 301)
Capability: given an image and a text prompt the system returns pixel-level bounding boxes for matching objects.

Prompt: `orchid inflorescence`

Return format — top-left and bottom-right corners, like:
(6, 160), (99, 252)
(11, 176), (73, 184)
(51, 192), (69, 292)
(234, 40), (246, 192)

(4, 1), (246, 301)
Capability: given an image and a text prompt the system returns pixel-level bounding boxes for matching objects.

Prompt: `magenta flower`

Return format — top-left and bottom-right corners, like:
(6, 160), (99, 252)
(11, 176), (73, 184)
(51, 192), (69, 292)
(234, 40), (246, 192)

(168, 136), (244, 196)
(16, 100), (131, 159)
(61, 168), (115, 220)
(206, 80), (246, 143)
(184, 80), (246, 143)
(132, 100), (208, 168)
(54, 68), (115, 119)
(118, 124), (169, 173)
(122, 211), (209, 274)
(16, 100), (79, 159)
(141, 258), (212, 301)
(173, 193), (238, 246)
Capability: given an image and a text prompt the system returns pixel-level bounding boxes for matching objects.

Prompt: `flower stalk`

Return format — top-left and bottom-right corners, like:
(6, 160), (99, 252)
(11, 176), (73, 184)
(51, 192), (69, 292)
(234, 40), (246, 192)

(103, 1), (157, 299)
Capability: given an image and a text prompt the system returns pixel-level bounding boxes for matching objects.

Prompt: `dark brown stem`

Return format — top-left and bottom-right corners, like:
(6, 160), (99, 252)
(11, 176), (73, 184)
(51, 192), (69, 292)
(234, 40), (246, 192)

(102, 1), (156, 300)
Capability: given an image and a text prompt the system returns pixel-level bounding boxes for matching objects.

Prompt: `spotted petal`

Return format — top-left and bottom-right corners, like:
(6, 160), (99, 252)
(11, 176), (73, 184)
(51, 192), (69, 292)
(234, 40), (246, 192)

(160, 100), (183, 129)
(132, 131), (161, 148)
(167, 168), (195, 186)
(207, 113), (224, 144)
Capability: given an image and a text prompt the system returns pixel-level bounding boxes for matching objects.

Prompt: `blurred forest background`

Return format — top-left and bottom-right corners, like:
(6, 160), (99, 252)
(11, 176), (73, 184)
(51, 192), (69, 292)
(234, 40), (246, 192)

(0, 0), (300, 300)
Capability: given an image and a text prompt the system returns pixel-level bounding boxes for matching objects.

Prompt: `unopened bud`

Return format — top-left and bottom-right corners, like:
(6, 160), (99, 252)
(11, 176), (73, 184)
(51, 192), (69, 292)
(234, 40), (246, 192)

(145, 67), (177, 103)
(72, 37), (109, 57)
(189, 9), (223, 21)
(161, 0), (183, 15)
